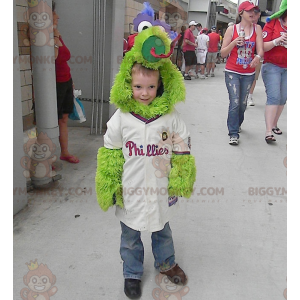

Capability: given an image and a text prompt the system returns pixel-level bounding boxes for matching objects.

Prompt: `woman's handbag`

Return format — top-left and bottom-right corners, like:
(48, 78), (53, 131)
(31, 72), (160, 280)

(69, 90), (86, 123)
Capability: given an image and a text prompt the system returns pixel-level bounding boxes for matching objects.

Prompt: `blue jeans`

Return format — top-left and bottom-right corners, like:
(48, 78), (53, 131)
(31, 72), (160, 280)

(261, 63), (287, 106)
(120, 222), (175, 280)
(225, 71), (255, 138)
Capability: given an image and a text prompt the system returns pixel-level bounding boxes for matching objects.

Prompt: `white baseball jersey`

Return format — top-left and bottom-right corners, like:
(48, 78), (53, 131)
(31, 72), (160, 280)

(104, 109), (191, 232)
(196, 34), (209, 64)
(196, 33), (209, 51)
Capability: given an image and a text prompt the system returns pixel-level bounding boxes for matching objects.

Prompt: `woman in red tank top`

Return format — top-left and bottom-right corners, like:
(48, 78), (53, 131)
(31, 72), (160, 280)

(261, 2), (287, 144)
(53, 2), (79, 163)
(221, 1), (263, 145)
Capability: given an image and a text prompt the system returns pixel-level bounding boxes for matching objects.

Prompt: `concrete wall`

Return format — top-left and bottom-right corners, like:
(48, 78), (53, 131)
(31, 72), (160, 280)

(15, 0), (35, 132)
(14, 1), (28, 214)
(188, 0), (210, 28)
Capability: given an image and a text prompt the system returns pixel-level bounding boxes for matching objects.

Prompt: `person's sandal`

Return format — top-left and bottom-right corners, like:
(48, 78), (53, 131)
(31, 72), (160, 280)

(160, 264), (187, 285)
(265, 135), (276, 144)
(272, 127), (282, 135)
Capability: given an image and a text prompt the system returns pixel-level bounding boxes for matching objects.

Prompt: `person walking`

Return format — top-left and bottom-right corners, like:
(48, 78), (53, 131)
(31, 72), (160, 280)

(182, 21), (198, 80)
(261, 0), (287, 144)
(221, 1), (264, 145)
(206, 26), (220, 77)
(195, 28), (209, 79)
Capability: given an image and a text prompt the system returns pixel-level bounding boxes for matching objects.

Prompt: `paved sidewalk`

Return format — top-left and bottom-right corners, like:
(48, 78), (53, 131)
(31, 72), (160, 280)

(14, 63), (287, 300)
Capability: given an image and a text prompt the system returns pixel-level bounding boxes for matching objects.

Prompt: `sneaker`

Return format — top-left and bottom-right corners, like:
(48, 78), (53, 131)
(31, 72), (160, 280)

(205, 73), (208, 77)
(211, 73), (215, 77)
(248, 97), (255, 106)
(160, 264), (187, 285)
(229, 136), (239, 145)
(195, 74), (199, 79)
(200, 74), (206, 79)
(124, 279), (141, 299)
(184, 74), (191, 80)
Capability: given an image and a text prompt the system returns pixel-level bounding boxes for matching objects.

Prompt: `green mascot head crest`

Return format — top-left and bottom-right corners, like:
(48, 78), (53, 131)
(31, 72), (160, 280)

(110, 26), (185, 119)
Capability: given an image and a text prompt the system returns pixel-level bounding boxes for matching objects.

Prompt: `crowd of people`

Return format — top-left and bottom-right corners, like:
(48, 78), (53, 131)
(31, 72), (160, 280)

(180, 21), (223, 80)
(178, 0), (287, 146)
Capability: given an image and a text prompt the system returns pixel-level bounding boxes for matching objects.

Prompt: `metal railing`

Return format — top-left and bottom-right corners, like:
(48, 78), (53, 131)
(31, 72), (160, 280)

(91, 0), (106, 135)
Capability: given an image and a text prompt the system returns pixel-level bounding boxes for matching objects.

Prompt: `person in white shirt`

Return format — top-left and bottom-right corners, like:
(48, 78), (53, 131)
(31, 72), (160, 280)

(95, 26), (196, 299)
(196, 28), (209, 79)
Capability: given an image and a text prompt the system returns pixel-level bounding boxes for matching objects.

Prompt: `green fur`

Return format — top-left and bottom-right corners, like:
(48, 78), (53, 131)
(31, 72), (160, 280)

(168, 154), (197, 198)
(95, 147), (125, 211)
(110, 27), (186, 119)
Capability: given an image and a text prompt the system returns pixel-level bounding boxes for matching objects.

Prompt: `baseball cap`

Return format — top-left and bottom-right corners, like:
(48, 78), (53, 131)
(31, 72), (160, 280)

(211, 26), (216, 30)
(238, 1), (258, 13)
(202, 27), (208, 31)
(189, 21), (197, 26)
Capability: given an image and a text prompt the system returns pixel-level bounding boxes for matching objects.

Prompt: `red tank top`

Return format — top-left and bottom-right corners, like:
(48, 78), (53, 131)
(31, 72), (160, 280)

(55, 37), (71, 82)
(225, 24), (257, 75)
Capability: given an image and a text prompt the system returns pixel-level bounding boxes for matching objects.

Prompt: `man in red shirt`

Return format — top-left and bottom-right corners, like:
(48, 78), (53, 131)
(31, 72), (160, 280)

(182, 21), (198, 80)
(206, 26), (220, 77)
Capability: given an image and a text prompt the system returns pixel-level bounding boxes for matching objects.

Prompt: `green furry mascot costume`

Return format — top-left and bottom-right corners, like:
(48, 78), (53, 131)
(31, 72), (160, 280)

(95, 25), (196, 230)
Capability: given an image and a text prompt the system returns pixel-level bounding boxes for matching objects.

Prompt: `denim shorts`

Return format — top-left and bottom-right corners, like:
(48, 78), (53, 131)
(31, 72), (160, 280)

(261, 63), (287, 106)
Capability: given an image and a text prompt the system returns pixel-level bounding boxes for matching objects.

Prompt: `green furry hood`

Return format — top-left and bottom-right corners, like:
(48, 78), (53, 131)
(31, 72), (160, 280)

(110, 26), (186, 119)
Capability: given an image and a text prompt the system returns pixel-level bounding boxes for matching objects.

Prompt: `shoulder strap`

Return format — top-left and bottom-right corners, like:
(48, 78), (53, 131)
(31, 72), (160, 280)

(231, 24), (236, 40)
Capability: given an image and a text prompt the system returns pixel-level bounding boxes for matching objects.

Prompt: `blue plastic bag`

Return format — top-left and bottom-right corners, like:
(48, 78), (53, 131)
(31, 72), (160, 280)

(69, 97), (86, 123)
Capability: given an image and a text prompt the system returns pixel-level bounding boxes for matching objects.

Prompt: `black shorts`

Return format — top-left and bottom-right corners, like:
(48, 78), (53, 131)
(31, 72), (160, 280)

(56, 78), (74, 119)
(184, 51), (197, 66)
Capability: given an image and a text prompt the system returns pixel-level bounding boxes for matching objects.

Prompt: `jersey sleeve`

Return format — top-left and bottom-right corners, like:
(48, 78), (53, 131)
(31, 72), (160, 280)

(104, 109), (123, 149)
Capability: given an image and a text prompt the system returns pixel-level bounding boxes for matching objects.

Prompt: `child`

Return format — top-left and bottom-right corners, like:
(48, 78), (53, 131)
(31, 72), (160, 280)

(95, 26), (196, 299)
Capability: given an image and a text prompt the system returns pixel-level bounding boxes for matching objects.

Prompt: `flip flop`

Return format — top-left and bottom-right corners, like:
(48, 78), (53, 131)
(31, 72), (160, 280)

(265, 135), (276, 144)
(272, 127), (282, 135)
(60, 155), (80, 163)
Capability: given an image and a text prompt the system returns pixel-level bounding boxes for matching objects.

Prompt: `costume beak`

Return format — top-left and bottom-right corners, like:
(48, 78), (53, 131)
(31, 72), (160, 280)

(150, 34), (181, 59)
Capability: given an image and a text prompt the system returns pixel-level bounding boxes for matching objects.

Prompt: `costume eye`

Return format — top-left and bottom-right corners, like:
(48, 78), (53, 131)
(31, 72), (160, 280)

(32, 277), (37, 284)
(33, 145), (37, 152)
(42, 145), (48, 152)
(164, 14), (169, 22)
(138, 21), (152, 33)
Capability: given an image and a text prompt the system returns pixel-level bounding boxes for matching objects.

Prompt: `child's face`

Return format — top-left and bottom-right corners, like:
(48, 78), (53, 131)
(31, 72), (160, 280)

(131, 71), (160, 106)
